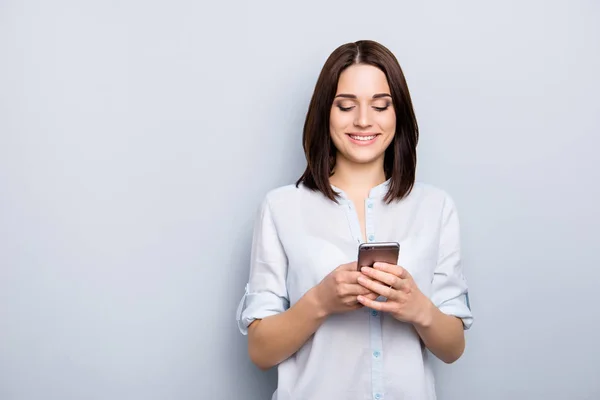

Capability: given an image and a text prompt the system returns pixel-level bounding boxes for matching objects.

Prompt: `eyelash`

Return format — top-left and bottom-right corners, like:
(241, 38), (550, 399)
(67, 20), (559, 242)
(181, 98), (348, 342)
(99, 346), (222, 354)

(337, 105), (390, 112)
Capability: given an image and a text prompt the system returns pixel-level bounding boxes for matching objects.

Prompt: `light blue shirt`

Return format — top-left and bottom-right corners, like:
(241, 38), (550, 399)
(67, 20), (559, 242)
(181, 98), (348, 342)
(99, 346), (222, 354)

(236, 180), (473, 400)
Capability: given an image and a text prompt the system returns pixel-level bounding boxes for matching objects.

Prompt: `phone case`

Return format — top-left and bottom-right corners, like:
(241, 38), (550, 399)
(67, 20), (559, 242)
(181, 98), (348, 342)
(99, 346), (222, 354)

(357, 242), (400, 269)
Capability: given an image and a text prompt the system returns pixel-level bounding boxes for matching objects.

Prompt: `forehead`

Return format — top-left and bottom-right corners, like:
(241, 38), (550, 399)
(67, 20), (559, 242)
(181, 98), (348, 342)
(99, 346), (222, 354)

(336, 64), (390, 96)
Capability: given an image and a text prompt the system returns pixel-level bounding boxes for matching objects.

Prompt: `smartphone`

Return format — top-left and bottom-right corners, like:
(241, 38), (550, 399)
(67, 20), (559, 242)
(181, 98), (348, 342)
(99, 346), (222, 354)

(357, 242), (400, 270)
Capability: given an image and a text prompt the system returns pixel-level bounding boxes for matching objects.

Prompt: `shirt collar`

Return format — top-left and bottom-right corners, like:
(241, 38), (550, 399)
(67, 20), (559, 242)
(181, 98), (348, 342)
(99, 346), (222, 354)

(331, 179), (391, 201)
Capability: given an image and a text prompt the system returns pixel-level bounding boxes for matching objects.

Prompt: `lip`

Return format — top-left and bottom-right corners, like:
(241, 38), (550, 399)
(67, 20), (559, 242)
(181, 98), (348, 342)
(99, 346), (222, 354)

(346, 133), (380, 146)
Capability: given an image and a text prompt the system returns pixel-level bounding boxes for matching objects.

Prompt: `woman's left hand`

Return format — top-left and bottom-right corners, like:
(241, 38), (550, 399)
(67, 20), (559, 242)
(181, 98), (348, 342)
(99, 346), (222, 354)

(356, 262), (434, 327)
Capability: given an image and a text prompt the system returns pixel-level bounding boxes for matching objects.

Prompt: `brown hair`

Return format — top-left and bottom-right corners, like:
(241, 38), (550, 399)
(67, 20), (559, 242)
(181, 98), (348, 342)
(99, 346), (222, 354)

(295, 40), (419, 204)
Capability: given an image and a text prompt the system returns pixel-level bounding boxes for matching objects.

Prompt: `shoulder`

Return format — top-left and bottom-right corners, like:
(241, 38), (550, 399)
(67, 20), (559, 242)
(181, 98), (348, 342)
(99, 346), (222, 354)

(252, 183), (316, 231)
(410, 181), (452, 202)
(409, 181), (458, 214)
(263, 183), (305, 205)
(256, 183), (312, 217)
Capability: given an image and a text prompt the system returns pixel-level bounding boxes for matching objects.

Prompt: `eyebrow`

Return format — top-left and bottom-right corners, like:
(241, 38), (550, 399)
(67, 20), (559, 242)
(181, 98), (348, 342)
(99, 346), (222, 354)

(334, 93), (392, 99)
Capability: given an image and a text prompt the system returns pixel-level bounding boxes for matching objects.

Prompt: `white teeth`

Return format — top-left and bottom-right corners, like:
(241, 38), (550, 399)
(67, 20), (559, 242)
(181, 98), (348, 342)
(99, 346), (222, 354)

(350, 135), (376, 141)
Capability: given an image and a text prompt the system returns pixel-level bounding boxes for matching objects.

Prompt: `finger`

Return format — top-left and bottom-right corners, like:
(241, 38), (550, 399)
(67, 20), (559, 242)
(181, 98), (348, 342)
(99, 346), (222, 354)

(345, 283), (374, 296)
(345, 293), (376, 307)
(357, 295), (395, 312)
(364, 292), (379, 300)
(357, 275), (395, 299)
(373, 262), (409, 279)
(336, 283), (373, 297)
(360, 266), (404, 289)
(337, 283), (372, 297)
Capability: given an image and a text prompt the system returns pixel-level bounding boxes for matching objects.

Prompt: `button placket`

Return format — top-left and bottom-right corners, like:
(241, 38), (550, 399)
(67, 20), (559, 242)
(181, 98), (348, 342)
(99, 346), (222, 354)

(365, 199), (375, 243)
(366, 198), (384, 398)
(342, 200), (363, 244)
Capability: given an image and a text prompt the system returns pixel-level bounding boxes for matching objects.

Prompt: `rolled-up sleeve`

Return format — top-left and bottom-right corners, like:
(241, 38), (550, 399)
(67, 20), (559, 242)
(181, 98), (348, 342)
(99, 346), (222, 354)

(236, 196), (289, 335)
(430, 194), (474, 330)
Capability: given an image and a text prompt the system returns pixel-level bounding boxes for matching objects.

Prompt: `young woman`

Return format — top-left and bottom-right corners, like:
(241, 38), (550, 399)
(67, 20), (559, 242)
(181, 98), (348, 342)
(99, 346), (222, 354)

(236, 40), (473, 400)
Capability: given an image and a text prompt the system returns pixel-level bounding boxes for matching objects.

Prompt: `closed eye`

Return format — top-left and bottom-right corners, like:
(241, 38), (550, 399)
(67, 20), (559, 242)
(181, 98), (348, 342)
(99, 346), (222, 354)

(373, 100), (392, 112)
(373, 106), (389, 112)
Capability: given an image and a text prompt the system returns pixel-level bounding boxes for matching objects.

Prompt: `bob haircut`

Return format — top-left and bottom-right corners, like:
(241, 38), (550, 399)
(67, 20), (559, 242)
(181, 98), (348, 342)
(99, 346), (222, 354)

(296, 40), (419, 204)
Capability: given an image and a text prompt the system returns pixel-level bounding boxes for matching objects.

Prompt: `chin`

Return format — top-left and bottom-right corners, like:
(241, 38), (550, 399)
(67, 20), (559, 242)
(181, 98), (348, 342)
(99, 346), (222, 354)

(345, 152), (384, 165)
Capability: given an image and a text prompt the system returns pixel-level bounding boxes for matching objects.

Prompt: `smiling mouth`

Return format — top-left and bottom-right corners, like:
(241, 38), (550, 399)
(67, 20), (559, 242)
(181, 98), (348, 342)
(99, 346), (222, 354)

(347, 133), (379, 141)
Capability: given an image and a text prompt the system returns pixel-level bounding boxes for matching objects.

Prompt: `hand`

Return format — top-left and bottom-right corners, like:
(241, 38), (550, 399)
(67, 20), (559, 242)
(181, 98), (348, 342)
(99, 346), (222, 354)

(356, 262), (434, 327)
(314, 262), (379, 316)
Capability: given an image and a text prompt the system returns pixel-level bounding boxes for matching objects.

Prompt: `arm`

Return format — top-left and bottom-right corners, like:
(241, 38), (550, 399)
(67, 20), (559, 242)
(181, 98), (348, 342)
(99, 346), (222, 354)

(236, 196), (296, 370)
(413, 302), (465, 364)
(247, 287), (326, 370)
(419, 193), (473, 363)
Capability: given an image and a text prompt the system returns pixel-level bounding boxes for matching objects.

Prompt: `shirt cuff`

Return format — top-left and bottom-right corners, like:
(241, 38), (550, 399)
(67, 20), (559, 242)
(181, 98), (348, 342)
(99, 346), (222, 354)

(437, 293), (474, 330)
(236, 284), (290, 335)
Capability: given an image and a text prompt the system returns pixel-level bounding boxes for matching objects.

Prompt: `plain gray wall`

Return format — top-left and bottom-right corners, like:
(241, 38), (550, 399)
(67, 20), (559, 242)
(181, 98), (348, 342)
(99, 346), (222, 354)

(1, 1), (599, 399)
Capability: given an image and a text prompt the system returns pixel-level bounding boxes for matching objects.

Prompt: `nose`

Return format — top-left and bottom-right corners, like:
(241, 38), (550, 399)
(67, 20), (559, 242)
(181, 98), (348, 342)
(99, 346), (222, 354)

(354, 105), (372, 128)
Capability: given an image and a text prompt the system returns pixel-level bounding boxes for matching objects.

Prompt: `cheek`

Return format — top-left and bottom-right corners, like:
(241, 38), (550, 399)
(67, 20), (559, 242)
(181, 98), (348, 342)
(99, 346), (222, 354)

(379, 112), (396, 134)
(330, 110), (353, 133)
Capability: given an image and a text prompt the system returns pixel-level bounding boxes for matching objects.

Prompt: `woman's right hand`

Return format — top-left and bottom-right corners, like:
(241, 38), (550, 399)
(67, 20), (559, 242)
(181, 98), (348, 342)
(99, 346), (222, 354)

(313, 262), (379, 316)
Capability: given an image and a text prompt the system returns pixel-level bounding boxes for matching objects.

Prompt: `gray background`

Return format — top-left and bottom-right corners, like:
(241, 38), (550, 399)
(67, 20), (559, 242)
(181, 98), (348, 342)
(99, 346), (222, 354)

(1, 0), (599, 399)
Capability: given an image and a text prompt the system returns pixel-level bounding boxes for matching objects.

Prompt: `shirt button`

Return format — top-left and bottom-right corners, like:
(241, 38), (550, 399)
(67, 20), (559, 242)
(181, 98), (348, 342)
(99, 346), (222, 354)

(368, 235), (375, 242)
(374, 394), (382, 399)
(367, 203), (373, 209)
(373, 351), (380, 358)
(371, 310), (378, 317)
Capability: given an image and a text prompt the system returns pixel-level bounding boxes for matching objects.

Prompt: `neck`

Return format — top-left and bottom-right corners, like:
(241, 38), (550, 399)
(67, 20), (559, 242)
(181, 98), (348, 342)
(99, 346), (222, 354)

(330, 155), (386, 197)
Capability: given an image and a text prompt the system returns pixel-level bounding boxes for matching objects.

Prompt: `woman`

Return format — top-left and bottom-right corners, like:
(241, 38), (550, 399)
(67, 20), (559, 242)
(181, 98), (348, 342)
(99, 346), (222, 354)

(236, 40), (473, 400)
